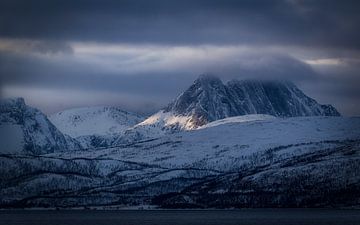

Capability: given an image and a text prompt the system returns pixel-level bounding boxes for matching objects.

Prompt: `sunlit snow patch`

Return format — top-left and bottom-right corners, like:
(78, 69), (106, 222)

(198, 114), (276, 129)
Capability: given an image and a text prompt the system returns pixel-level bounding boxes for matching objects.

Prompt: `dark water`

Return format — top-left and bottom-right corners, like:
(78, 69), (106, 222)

(1, 209), (360, 225)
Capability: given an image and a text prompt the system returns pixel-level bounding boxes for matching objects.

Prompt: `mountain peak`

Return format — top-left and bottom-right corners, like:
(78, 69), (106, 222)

(194, 74), (223, 85)
(164, 74), (230, 123)
(162, 75), (340, 129)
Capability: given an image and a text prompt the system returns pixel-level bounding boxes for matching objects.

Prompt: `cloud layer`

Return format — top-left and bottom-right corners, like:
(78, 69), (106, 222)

(0, 0), (359, 115)
(1, 0), (359, 48)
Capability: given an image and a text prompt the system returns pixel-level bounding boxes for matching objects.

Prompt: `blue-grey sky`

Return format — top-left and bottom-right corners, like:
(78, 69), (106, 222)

(0, 0), (359, 115)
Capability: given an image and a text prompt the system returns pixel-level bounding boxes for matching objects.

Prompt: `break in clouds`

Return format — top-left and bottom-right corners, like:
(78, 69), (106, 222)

(0, 0), (359, 115)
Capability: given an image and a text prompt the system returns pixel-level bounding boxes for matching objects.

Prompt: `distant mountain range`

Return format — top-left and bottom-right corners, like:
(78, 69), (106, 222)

(1, 75), (358, 209)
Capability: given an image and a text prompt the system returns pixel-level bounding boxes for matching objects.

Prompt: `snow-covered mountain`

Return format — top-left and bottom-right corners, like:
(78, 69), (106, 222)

(1, 116), (359, 208)
(163, 75), (340, 128)
(0, 98), (81, 155)
(116, 75), (340, 143)
(49, 106), (144, 148)
(50, 106), (143, 138)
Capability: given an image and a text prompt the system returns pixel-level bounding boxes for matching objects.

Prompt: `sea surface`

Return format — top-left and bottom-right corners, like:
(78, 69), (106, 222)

(1, 209), (360, 225)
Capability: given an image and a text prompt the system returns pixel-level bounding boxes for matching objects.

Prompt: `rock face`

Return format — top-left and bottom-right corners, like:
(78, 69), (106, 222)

(164, 75), (340, 128)
(0, 98), (81, 154)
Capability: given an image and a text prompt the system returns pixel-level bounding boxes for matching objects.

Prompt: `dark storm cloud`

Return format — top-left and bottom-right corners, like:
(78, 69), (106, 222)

(0, 0), (359, 115)
(0, 50), (190, 95)
(0, 0), (359, 48)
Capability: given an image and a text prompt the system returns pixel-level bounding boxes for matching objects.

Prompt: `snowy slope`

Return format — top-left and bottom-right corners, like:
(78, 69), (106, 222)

(118, 113), (276, 144)
(114, 111), (193, 143)
(199, 114), (276, 129)
(50, 106), (143, 138)
(84, 116), (360, 169)
(1, 116), (359, 208)
(0, 98), (81, 154)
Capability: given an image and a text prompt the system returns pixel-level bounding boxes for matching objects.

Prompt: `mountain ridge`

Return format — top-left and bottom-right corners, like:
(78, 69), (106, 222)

(124, 75), (341, 141)
(165, 75), (340, 125)
(49, 106), (144, 138)
(0, 98), (81, 154)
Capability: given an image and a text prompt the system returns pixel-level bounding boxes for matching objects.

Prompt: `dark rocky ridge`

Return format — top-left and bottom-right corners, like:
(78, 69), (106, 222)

(0, 98), (81, 154)
(165, 75), (340, 127)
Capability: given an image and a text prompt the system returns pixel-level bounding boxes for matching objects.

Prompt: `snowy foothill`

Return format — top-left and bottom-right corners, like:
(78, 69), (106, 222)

(1, 115), (359, 208)
(49, 106), (144, 138)
(56, 116), (360, 170)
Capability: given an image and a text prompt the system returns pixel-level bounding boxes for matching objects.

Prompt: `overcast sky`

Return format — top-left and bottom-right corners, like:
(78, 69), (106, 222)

(0, 0), (359, 115)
